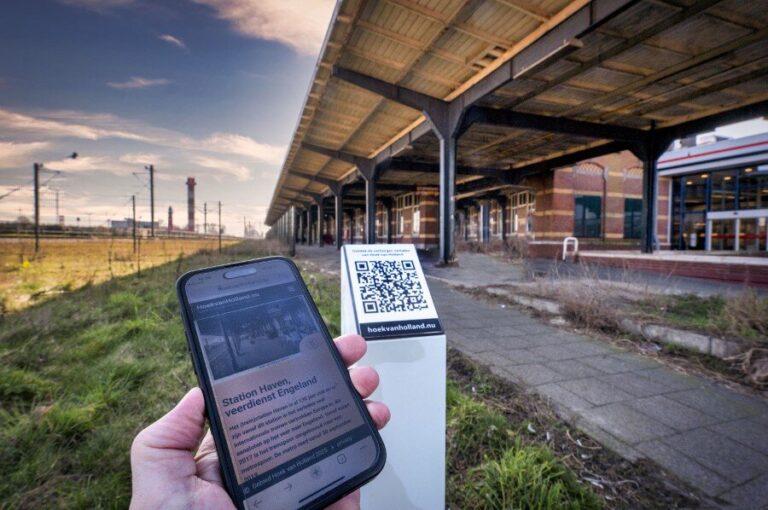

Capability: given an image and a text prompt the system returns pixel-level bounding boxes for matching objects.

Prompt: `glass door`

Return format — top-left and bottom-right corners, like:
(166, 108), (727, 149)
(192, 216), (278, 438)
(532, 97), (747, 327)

(710, 219), (736, 251)
(738, 217), (767, 252)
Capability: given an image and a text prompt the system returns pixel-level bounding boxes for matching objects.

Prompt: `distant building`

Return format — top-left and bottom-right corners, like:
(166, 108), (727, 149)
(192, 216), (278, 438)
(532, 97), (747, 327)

(110, 218), (158, 230)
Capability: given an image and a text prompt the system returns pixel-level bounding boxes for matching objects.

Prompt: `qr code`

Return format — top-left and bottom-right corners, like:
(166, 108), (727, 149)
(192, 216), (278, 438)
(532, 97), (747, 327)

(355, 260), (429, 314)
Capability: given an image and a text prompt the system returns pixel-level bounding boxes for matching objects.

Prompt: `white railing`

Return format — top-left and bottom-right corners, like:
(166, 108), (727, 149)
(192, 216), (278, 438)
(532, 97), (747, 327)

(562, 236), (579, 260)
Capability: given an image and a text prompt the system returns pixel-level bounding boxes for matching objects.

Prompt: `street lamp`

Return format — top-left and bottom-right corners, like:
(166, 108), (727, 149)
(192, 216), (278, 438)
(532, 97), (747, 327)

(34, 152), (78, 253)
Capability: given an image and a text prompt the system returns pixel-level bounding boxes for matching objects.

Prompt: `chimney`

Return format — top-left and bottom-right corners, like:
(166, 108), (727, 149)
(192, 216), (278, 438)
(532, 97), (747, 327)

(186, 177), (196, 232)
(168, 206), (173, 232)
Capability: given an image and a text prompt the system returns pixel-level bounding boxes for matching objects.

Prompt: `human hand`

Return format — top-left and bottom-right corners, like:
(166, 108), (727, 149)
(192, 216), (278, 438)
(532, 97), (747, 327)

(130, 334), (390, 510)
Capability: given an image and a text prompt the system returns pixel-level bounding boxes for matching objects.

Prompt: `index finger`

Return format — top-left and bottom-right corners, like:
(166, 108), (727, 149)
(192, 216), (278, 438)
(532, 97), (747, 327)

(333, 334), (367, 367)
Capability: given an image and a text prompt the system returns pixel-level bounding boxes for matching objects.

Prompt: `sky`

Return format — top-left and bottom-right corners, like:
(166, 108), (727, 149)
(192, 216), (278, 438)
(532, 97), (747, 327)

(0, 0), (335, 236)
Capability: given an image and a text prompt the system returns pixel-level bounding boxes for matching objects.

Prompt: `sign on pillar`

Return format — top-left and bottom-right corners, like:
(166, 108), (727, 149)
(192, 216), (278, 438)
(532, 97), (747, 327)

(341, 244), (446, 510)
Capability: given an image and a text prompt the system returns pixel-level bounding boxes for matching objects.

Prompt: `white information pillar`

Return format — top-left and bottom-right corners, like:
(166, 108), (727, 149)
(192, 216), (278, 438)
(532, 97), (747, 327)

(340, 244), (446, 510)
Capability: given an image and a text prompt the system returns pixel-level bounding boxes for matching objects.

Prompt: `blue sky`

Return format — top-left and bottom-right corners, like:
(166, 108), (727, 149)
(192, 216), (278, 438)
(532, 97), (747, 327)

(0, 0), (335, 234)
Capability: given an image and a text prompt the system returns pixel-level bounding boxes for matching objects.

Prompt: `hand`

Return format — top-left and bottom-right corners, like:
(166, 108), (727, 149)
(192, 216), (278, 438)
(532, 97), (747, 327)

(130, 334), (390, 510)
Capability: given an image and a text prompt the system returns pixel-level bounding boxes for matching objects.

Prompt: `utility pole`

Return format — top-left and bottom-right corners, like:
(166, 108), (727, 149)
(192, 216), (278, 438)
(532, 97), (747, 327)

(148, 164), (155, 237)
(218, 201), (222, 253)
(132, 195), (137, 253)
(54, 189), (59, 224)
(243, 216), (246, 237)
(204, 202), (207, 235)
(33, 163), (40, 253)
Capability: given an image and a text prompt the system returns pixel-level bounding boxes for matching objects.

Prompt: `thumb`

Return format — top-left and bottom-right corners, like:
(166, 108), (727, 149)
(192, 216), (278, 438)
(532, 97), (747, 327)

(134, 387), (207, 453)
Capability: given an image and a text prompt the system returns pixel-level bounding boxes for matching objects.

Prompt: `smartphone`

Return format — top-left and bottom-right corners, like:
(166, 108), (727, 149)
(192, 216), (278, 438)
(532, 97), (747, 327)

(177, 257), (386, 510)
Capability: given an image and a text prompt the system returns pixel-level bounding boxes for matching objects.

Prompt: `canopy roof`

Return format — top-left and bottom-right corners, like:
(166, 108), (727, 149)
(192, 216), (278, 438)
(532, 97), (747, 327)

(266, 0), (768, 224)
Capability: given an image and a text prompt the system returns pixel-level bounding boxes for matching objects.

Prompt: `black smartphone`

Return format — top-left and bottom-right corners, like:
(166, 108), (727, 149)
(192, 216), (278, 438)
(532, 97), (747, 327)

(177, 256), (386, 510)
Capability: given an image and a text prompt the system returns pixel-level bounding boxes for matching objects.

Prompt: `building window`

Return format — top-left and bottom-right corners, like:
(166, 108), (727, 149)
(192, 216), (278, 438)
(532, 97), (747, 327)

(574, 195), (601, 238)
(412, 205), (420, 235)
(624, 198), (642, 239)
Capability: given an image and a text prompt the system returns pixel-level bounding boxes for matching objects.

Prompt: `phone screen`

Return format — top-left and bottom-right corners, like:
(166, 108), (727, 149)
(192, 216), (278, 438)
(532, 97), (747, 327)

(182, 258), (381, 509)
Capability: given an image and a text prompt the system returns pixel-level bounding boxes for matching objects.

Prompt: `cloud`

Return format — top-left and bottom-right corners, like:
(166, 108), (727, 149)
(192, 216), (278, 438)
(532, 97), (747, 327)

(195, 133), (284, 165)
(0, 108), (150, 141)
(0, 142), (51, 168)
(107, 77), (172, 90)
(44, 155), (134, 176)
(0, 107), (284, 164)
(119, 152), (163, 166)
(191, 156), (251, 181)
(159, 34), (187, 50)
(191, 0), (334, 56)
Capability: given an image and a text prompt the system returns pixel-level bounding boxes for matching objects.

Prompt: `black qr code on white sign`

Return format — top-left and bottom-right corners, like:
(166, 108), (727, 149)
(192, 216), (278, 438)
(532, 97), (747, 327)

(355, 260), (429, 314)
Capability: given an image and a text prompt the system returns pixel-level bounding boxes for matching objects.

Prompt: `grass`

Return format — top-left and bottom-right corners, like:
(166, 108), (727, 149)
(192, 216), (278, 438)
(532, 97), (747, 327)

(0, 238), (609, 509)
(636, 291), (768, 343)
(0, 239), (336, 508)
(446, 382), (600, 509)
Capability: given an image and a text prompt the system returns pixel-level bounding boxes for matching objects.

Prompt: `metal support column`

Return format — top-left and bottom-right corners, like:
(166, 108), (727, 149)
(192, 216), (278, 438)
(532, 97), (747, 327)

(630, 125), (672, 254)
(288, 206), (296, 257)
(480, 200), (490, 244)
(497, 196), (508, 242)
(436, 128), (457, 263)
(334, 193), (343, 249)
(316, 200), (324, 247)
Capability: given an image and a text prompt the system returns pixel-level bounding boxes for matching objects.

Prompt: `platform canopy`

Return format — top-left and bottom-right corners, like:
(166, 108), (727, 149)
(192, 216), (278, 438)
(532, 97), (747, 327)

(266, 0), (768, 227)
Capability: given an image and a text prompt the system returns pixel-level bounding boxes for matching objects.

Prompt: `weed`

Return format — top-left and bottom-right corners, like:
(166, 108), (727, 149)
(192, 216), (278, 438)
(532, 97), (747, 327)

(458, 445), (602, 510)
(447, 383), (514, 470)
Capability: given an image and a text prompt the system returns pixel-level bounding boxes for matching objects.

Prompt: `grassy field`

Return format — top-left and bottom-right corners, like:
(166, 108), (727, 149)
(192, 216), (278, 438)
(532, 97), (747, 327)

(0, 237), (238, 314)
(0, 239), (601, 509)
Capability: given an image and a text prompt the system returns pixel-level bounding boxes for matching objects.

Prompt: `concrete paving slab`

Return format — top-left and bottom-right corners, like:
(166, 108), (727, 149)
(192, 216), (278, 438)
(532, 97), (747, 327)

(719, 473), (768, 509)
(634, 441), (732, 498)
(579, 402), (675, 444)
(707, 418), (768, 456)
(663, 428), (768, 484)
(545, 359), (608, 379)
(536, 383), (594, 412)
(665, 387), (765, 421)
(580, 354), (652, 374)
(633, 366), (703, 391)
(627, 395), (720, 431)
(502, 363), (564, 386)
(492, 348), (542, 366)
(599, 373), (676, 398)
(558, 377), (634, 406)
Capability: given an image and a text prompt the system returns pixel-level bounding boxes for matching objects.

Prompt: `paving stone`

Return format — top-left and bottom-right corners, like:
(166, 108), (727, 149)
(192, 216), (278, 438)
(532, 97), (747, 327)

(666, 387), (764, 421)
(719, 473), (768, 509)
(610, 353), (663, 371)
(482, 325), (531, 338)
(599, 373), (675, 398)
(627, 395), (720, 431)
(545, 359), (607, 379)
(490, 334), (539, 350)
(451, 336), (499, 354)
(708, 418), (768, 456)
(663, 428), (768, 484)
(634, 440), (732, 497)
(536, 383), (594, 411)
(528, 342), (610, 361)
(559, 377), (634, 406)
(502, 363), (563, 386)
(580, 354), (648, 374)
(494, 348), (542, 366)
(633, 367), (702, 391)
(579, 403), (675, 444)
